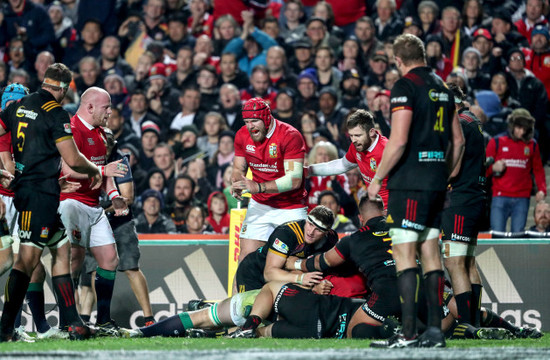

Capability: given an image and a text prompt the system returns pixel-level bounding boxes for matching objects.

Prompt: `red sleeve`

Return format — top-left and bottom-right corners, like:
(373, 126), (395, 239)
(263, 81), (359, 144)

(0, 132), (11, 152)
(0, 118), (6, 131)
(532, 143), (547, 195)
(234, 129), (245, 157)
(485, 137), (496, 177)
(344, 144), (357, 163)
(282, 130), (305, 160)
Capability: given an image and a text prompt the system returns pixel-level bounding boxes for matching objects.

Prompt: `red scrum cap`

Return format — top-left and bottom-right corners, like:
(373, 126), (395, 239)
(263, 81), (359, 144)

(242, 98), (272, 128)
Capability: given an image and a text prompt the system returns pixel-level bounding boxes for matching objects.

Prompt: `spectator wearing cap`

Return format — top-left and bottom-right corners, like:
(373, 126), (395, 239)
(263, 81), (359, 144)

(403, 16), (424, 38)
(296, 68), (320, 112)
(223, 9), (277, 76)
(197, 64), (221, 112)
(140, 120), (161, 171)
(340, 68), (366, 111)
(525, 24), (550, 102)
(240, 65), (278, 109)
(424, 34), (453, 81)
(145, 62), (181, 123)
(504, 48), (549, 161)
(171, 87), (205, 132)
(305, 16), (340, 55)
(266, 46), (297, 91)
(370, 89), (392, 138)
(461, 47), (491, 95)
(126, 89), (161, 138)
(142, 0), (168, 41)
(318, 87), (347, 133)
(74, 56), (103, 96)
(491, 10), (529, 57)
(103, 68), (129, 109)
(314, 45), (342, 94)
(48, 1), (77, 62)
(219, 83), (245, 133)
(288, 38), (315, 74)
(169, 47), (198, 90)
(514, 0), (548, 45)
(99, 36), (135, 81)
(273, 88), (299, 129)
(365, 49), (389, 87)
(206, 130), (235, 190)
(135, 189), (177, 234)
(474, 90), (511, 136)
(373, 0), (404, 42)
(218, 52), (250, 90)
(63, 18), (103, 71)
(436, 6), (472, 67)
(354, 16), (384, 62)
(472, 28), (506, 76)
(0, 0), (55, 61)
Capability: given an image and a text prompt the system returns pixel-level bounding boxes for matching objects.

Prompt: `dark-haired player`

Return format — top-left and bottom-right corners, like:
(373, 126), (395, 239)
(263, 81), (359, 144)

(368, 34), (464, 348)
(0, 63), (102, 341)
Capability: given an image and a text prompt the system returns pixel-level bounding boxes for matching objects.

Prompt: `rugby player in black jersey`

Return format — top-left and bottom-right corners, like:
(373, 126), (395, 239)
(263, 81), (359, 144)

(0, 63), (102, 341)
(367, 34), (465, 347)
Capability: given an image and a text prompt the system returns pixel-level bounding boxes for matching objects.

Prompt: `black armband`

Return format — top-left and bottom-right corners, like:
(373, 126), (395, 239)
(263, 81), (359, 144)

(305, 256), (317, 272)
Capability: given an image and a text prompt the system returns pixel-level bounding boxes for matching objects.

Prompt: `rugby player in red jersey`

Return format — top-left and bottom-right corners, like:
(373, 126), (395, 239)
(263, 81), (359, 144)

(231, 98), (308, 263)
(307, 109), (389, 209)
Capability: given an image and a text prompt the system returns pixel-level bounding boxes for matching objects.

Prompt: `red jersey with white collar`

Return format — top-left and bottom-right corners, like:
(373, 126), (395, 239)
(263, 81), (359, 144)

(234, 119), (307, 209)
(60, 115), (107, 207)
(344, 131), (389, 207)
(0, 132), (13, 197)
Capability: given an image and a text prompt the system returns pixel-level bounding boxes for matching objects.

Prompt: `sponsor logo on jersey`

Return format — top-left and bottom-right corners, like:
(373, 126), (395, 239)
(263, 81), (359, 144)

(87, 138), (95, 145)
(418, 151), (445, 162)
(428, 89), (449, 102)
(40, 227), (49, 239)
(451, 233), (471, 242)
(372, 231), (389, 236)
(63, 123), (72, 134)
(273, 238), (289, 254)
(524, 146), (530, 156)
(19, 230), (32, 239)
(370, 158), (377, 171)
(386, 214), (394, 223)
(246, 145), (256, 153)
(401, 219), (425, 231)
(391, 96), (407, 104)
(269, 143), (278, 158)
(503, 146), (509, 152)
(15, 106), (38, 120)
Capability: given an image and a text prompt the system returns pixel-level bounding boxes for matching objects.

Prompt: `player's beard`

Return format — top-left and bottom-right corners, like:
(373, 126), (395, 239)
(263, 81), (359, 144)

(249, 127), (266, 142)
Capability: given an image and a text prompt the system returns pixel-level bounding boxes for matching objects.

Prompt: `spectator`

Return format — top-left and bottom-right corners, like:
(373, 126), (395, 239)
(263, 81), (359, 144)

(186, 157), (216, 204)
(145, 62), (181, 125)
(153, 143), (178, 187)
(74, 56), (102, 96)
(491, 10), (529, 57)
(266, 46), (297, 91)
(180, 206), (213, 234)
(187, 0), (213, 38)
(206, 191), (230, 234)
(525, 24), (550, 102)
(471, 28), (505, 77)
(163, 13), (195, 59)
(514, 0), (548, 45)
(7, 37), (31, 74)
(28, 51), (55, 92)
(384, 68), (400, 90)
(461, 47), (491, 96)
(529, 202), (550, 233)
(305, 16), (340, 54)
(206, 130), (235, 190)
(173, 124), (204, 164)
(354, 16), (383, 62)
(337, 37), (367, 74)
(63, 18), (103, 70)
(107, 106), (140, 149)
(165, 174), (202, 232)
(197, 112), (228, 160)
(240, 65), (278, 108)
(6, 68), (30, 89)
(417, 1), (441, 38)
(425, 34), (453, 81)
(436, 6), (471, 67)
(98, 36), (135, 81)
(127, 52), (155, 92)
(126, 89), (161, 139)
(296, 69), (320, 112)
(171, 87), (204, 131)
(315, 45), (342, 92)
(475, 90), (510, 136)
(279, 0), (306, 42)
(288, 38), (315, 74)
(490, 72), (521, 109)
(402, 16), (424, 38)
(139, 120), (161, 171)
(373, 0), (404, 41)
(261, 16), (290, 55)
(102, 69), (128, 110)
(461, 0), (485, 37)
(221, 165), (239, 212)
(370, 89), (392, 138)
(121, 142), (148, 193)
(218, 84), (245, 133)
(168, 47), (197, 90)
(135, 189), (177, 234)
(212, 14), (240, 56)
(346, 167), (367, 206)
(142, 0), (168, 41)
(218, 52), (249, 90)
(197, 65), (220, 112)
(340, 68), (365, 111)
(223, 10), (277, 76)
(299, 110), (322, 152)
(318, 190), (358, 233)
(318, 87), (347, 132)
(486, 108), (546, 232)
(365, 50), (389, 87)
(273, 88), (299, 129)
(193, 34), (220, 69)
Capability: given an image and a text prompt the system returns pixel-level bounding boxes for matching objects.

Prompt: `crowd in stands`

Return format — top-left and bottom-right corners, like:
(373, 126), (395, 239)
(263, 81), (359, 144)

(1, 0), (549, 235)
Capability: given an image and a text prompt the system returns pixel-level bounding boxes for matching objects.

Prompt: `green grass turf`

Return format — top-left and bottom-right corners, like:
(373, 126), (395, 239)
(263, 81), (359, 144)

(0, 335), (547, 352)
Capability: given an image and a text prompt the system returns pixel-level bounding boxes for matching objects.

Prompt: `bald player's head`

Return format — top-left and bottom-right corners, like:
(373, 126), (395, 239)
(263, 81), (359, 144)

(358, 195), (384, 225)
(80, 86), (110, 105)
(77, 87), (112, 126)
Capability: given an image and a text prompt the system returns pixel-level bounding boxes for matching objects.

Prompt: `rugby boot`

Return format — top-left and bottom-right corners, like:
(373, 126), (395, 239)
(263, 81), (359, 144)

(67, 323), (94, 340)
(476, 327), (514, 340)
(94, 320), (121, 337)
(119, 328), (144, 339)
(514, 326), (544, 339)
(417, 326), (446, 348)
(36, 326), (69, 340)
(187, 299), (213, 311)
(370, 332), (418, 348)
(227, 328), (256, 338)
(15, 326), (36, 342)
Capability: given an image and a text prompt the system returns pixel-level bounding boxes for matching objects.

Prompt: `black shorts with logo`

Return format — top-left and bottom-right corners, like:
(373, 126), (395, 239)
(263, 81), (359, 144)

(361, 277), (401, 322)
(14, 187), (64, 249)
(387, 190), (446, 231)
(235, 252), (265, 293)
(441, 201), (485, 245)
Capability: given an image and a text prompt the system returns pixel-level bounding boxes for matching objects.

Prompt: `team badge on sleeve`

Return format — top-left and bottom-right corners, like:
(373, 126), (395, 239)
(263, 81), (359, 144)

(64, 123), (72, 134)
(273, 238), (289, 254)
(269, 143), (278, 159)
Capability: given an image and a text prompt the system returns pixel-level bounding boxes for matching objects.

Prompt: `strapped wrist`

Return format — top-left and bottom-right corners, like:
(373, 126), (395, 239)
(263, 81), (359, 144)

(108, 189), (120, 200)
(99, 165), (106, 177)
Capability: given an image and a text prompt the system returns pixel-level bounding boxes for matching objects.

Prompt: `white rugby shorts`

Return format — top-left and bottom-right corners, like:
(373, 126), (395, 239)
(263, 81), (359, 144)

(58, 199), (115, 248)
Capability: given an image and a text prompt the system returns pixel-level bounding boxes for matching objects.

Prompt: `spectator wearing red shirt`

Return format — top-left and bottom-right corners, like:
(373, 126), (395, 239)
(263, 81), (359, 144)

(514, 0), (548, 45)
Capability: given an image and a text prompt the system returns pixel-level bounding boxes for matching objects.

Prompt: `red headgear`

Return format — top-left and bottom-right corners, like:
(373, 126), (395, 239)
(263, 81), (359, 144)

(242, 98), (272, 129)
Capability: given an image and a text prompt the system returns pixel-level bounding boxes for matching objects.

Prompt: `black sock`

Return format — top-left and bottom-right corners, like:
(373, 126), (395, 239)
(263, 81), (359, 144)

(242, 315), (262, 330)
(470, 284), (482, 327)
(1, 269), (30, 335)
(51, 274), (81, 327)
(14, 307), (22, 328)
(95, 267), (116, 325)
(448, 322), (478, 339)
(424, 270), (444, 329)
(481, 308), (518, 332)
(80, 315), (91, 323)
(26, 282), (50, 333)
(455, 291), (472, 324)
(397, 268), (420, 339)
(141, 313), (190, 337)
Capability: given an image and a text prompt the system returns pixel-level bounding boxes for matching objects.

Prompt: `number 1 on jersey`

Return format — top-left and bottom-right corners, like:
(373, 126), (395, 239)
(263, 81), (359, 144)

(434, 106), (445, 133)
(17, 122), (28, 152)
